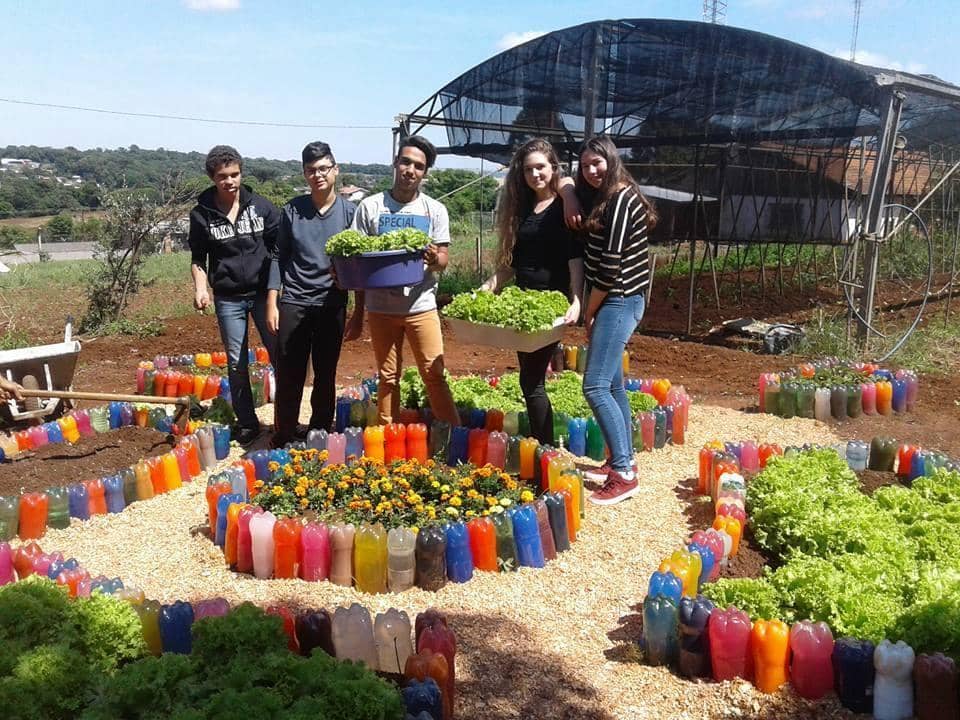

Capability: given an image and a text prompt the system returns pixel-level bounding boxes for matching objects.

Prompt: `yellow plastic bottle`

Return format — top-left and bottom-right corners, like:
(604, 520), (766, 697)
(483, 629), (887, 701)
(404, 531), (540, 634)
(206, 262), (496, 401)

(162, 452), (183, 491)
(547, 455), (575, 492)
(519, 438), (538, 481)
(354, 522), (388, 594)
(134, 460), (154, 500)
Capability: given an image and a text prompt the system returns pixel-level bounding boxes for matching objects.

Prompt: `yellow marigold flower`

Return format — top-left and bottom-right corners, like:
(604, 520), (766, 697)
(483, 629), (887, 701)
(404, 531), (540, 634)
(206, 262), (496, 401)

(490, 505), (504, 514)
(272, 486), (285, 497)
(499, 497), (512, 507)
(298, 475), (308, 484)
(299, 498), (309, 508)
(410, 526), (419, 534)
(450, 496), (463, 507)
(283, 465), (295, 478)
(382, 481), (393, 493)
(520, 490), (534, 503)
(460, 477), (474, 488)
(440, 484), (450, 493)
(505, 479), (518, 491)
(415, 504), (425, 513)
(326, 488), (335, 500)
(486, 495), (498, 506)
(431, 480), (441, 489)
(479, 467), (492, 478)
(427, 506), (437, 518)
(254, 480), (265, 489)
(337, 481), (349, 491)
(465, 510), (476, 518)
(295, 486), (307, 497)
(319, 449), (329, 461)
(268, 461), (280, 472)
(445, 506), (459, 517)
(499, 472), (511, 482)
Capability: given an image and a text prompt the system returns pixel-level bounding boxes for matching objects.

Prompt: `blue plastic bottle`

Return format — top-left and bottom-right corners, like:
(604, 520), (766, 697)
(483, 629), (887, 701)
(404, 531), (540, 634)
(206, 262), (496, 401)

(219, 376), (231, 403)
(443, 521), (474, 583)
(833, 637), (876, 713)
(159, 600), (194, 654)
(215, 493), (243, 547)
(67, 483), (90, 520)
(678, 595), (715, 678)
(249, 449), (270, 480)
(119, 402), (134, 426)
(544, 492), (570, 553)
(402, 678), (443, 720)
(104, 474), (126, 513)
(469, 408), (486, 430)
(653, 407), (667, 449)
(647, 570), (683, 606)
(567, 418), (587, 457)
(154, 413), (173, 434)
(44, 421), (64, 444)
(447, 426), (469, 465)
(108, 401), (122, 429)
(228, 466), (247, 500)
(511, 505), (545, 568)
(688, 542), (715, 588)
(268, 448), (292, 467)
(344, 427), (363, 460)
(335, 397), (351, 433)
(910, 450), (927, 481)
(642, 594), (679, 666)
(47, 556), (65, 580)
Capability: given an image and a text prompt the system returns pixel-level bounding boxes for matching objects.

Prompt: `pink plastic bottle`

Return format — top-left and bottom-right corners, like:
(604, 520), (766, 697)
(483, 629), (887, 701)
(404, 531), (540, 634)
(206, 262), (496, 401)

(790, 620), (835, 700)
(486, 431), (507, 470)
(300, 521), (331, 581)
(28, 425), (49, 449)
(326, 433), (346, 466)
(640, 412), (655, 451)
(236, 505), (263, 574)
(249, 511), (277, 579)
(709, 606), (753, 681)
(73, 410), (94, 437)
(739, 441), (759, 474)
(861, 382), (877, 415)
(0, 542), (13, 585)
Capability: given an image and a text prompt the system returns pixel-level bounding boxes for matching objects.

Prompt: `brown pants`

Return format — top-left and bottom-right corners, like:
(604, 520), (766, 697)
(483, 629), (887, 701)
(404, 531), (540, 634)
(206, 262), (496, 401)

(367, 309), (460, 426)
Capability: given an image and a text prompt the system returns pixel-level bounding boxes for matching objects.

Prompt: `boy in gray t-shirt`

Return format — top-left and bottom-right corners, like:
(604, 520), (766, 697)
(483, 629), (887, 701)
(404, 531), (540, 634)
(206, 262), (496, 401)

(346, 136), (459, 427)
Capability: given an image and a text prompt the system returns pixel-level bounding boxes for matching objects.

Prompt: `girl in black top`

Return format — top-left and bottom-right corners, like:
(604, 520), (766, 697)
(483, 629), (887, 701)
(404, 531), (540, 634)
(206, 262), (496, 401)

(481, 138), (584, 445)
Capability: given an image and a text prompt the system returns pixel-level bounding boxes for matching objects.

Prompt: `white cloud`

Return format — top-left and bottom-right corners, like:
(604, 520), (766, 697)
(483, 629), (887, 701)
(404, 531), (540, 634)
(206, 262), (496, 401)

(183, 0), (240, 11)
(496, 30), (547, 52)
(832, 48), (926, 75)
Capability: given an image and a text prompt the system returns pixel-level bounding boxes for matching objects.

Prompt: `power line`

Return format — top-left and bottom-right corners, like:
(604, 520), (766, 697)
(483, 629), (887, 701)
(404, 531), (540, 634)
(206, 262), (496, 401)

(0, 97), (391, 130)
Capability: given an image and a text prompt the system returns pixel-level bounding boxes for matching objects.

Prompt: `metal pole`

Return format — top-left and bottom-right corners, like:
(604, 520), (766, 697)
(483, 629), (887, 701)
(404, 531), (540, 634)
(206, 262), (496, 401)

(857, 90), (905, 346)
(583, 25), (602, 140)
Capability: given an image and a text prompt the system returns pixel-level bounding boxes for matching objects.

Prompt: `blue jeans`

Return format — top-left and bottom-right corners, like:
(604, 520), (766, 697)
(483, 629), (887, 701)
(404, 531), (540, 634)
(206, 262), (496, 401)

(583, 294), (645, 472)
(214, 294), (276, 430)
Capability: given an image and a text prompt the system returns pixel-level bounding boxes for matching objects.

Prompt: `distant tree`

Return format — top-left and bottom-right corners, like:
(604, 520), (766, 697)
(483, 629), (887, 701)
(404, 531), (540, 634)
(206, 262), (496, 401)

(424, 169), (499, 220)
(45, 213), (74, 241)
(0, 225), (31, 250)
(73, 218), (105, 244)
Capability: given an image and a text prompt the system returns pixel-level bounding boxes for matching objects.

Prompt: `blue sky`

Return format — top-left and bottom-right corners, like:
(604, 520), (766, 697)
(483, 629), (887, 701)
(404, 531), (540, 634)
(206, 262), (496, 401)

(2, 0), (957, 166)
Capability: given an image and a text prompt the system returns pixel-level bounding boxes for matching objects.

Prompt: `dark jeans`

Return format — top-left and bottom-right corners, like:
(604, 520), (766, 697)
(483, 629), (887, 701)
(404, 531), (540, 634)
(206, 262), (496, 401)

(583, 294), (645, 472)
(274, 302), (346, 440)
(518, 342), (557, 446)
(214, 294), (276, 431)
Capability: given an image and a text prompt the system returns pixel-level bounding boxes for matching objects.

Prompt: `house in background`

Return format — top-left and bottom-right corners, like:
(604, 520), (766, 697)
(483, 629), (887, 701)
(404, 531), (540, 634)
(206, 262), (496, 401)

(338, 184), (368, 202)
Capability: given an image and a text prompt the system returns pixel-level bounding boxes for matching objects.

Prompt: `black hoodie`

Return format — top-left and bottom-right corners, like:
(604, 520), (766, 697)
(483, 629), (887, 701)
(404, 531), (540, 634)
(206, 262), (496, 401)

(188, 185), (280, 297)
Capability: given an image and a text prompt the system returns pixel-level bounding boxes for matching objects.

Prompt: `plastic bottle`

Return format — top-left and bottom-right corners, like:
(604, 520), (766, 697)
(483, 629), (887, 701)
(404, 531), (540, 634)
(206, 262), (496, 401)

(518, 437), (538, 480)
(533, 498), (557, 561)
(43, 487), (70, 530)
(137, 599), (163, 656)
(750, 620), (790, 693)
(403, 679), (443, 720)
(876, 379), (893, 415)
(905, 372), (919, 411)
(249, 511), (277, 579)
(833, 637), (876, 713)
(913, 652), (959, 720)
(193, 597), (230, 621)
(712, 515), (742, 556)
(376, 608), (414, 674)
(296, 609), (335, 657)
(273, 517), (302, 579)
(236, 505), (263, 574)
(543, 492), (570, 554)
(364, 425), (387, 462)
(0, 542), (12, 586)
(467, 428), (488, 466)
(405, 650), (450, 720)
(332, 603), (378, 669)
(891, 377), (907, 413)
(511, 505), (545, 568)
(446, 426), (468, 465)
(103, 474), (126, 513)
(789, 620), (834, 699)
(678, 595), (715, 678)
(414, 525), (446, 591)
(874, 639), (915, 720)
(18, 492), (49, 539)
(846, 440), (869, 472)
(406, 423), (428, 463)
(265, 605), (299, 652)
(490, 510), (518, 572)
(343, 426), (362, 460)
(325, 522), (354, 586)
(0, 495), (18, 541)
(323, 432), (344, 465)
(444, 521), (473, 583)
(300, 521), (330, 581)
(709, 606), (752, 681)
(585, 417), (605, 460)
(642, 595), (679, 666)
(159, 600), (194, 654)
(428, 420), (450, 461)
(485, 431), (507, 470)
(387, 526), (416, 591)
(354, 522), (388, 594)
(417, 620), (457, 718)
(869, 436), (897, 471)
(813, 387), (830, 422)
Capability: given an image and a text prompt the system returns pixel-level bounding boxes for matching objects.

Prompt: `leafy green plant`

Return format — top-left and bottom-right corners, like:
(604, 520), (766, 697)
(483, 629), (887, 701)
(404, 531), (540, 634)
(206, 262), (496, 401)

(444, 287), (568, 333)
(326, 228), (430, 257)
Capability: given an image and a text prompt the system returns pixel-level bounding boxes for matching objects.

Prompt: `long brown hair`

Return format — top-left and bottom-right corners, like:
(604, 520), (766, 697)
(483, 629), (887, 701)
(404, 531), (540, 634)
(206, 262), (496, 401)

(495, 138), (562, 269)
(575, 135), (657, 233)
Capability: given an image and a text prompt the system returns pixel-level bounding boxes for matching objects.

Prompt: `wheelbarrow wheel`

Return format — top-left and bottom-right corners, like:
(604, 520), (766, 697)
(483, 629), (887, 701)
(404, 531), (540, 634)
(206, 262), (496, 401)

(20, 374), (41, 412)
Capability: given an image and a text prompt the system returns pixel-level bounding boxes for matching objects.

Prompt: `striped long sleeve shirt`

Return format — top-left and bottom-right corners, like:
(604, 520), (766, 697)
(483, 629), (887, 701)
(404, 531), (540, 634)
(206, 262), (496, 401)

(584, 186), (650, 296)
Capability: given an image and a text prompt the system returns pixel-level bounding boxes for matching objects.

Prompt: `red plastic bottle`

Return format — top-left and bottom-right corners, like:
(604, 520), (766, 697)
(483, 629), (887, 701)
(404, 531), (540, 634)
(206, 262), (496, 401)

(758, 443), (782, 469)
(273, 518), (303, 579)
(177, 373), (193, 397)
(201, 374), (221, 400)
(467, 428), (488, 466)
(467, 516), (498, 572)
(13, 542), (42, 577)
(265, 605), (300, 653)
(709, 606), (753, 681)
(18, 493), (49, 539)
(406, 423), (428, 463)
(384, 423), (407, 463)
(790, 620), (834, 700)
(418, 622), (457, 719)
(484, 408), (504, 432)
(85, 479), (107, 515)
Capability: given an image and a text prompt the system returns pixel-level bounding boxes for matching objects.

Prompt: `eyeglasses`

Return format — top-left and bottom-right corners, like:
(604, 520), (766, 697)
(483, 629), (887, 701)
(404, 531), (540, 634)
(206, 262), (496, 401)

(305, 164), (336, 176)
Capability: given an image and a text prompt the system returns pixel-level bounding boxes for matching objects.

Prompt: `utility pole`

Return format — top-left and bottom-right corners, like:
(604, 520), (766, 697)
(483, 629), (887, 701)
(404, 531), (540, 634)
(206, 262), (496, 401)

(702, 0), (727, 24)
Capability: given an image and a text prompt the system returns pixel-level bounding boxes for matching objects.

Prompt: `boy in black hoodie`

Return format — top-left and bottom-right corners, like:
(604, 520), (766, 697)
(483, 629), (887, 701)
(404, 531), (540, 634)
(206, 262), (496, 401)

(188, 145), (280, 446)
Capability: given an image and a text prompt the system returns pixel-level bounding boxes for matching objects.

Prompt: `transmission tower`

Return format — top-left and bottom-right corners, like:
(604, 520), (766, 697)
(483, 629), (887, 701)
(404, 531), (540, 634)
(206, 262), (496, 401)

(850, 0), (862, 61)
(703, 0), (727, 24)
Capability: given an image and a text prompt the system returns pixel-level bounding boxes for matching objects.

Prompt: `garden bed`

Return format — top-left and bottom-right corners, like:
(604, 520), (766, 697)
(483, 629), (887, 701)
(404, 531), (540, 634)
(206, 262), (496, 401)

(0, 426), (172, 495)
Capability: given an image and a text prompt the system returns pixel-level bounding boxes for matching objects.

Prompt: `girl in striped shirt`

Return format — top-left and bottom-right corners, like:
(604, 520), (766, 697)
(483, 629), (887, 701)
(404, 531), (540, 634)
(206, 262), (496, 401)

(576, 136), (658, 506)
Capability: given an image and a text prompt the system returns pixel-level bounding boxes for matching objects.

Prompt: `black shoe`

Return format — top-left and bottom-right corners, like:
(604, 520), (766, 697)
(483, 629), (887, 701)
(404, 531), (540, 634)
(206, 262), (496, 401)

(269, 432), (291, 450)
(235, 427), (263, 447)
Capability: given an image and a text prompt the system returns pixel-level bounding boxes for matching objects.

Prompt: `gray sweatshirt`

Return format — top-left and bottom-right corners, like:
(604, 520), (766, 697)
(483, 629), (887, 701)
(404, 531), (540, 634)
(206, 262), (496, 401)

(268, 194), (356, 306)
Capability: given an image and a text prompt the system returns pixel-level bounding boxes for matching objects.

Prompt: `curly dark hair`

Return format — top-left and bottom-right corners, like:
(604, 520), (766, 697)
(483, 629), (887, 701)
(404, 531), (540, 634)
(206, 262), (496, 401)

(204, 145), (243, 177)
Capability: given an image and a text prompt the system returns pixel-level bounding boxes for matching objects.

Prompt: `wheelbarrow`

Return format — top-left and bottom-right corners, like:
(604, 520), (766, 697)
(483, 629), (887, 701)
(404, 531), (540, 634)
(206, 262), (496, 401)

(1, 320), (191, 433)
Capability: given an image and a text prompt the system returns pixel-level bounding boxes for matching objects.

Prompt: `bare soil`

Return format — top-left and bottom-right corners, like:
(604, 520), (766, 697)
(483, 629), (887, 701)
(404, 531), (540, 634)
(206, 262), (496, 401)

(0, 426), (172, 495)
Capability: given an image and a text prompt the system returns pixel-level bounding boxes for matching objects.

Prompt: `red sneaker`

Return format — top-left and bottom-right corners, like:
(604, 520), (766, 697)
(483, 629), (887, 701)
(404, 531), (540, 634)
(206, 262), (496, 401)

(589, 469), (639, 506)
(584, 461), (637, 482)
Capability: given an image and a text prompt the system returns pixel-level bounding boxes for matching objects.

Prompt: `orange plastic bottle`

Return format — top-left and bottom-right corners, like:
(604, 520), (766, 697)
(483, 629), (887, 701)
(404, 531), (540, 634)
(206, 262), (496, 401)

(255, 346), (269, 364)
(467, 516), (498, 571)
(152, 370), (166, 396)
(362, 425), (385, 463)
(177, 373), (194, 397)
(212, 351), (228, 367)
(164, 371), (181, 398)
(192, 374), (205, 399)
(183, 441), (201, 478)
(202, 374), (221, 400)
(384, 423), (406, 463)
(519, 438), (538, 481)
(147, 456), (166, 495)
(86, 479), (107, 515)
(418, 622), (457, 718)
(751, 619), (791, 693)
(876, 380), (893, 415)
(238, 459), (257, 497)
(134, 460), (154, 500)
(224, 502), (246, 567)
(15, 430), (34, 452)
(406, 423), (428, 463)
(134, 406), (149, 428)
(18, 493), (49, 539)
(652, 378), (672, 405)
(205, 481), (233, 529)
(162, 453), (183, 491)
(404, 650), (451, 720)
(273, 517), (303, 579)
(713, 515), (743, 556)
(484, 409), (504, 432)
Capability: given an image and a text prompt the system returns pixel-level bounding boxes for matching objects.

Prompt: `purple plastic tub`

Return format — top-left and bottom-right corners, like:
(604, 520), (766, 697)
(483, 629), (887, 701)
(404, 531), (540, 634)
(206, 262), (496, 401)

(331, 249), (425, 289)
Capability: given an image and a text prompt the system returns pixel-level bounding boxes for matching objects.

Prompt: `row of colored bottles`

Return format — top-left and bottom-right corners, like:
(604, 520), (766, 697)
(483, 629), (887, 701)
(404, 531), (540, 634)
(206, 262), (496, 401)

(213, 492), (577, 590)
(759, 368), (919, 419)
(137, 365), (274, 406)
(555, 343), (630, 377)
(146, 345), (269, 371)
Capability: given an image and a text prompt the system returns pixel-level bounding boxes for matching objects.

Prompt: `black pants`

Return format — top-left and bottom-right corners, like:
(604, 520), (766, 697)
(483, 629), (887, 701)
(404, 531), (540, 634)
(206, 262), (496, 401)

(518, 342), (557, 446)
(274, 302), (346, 440)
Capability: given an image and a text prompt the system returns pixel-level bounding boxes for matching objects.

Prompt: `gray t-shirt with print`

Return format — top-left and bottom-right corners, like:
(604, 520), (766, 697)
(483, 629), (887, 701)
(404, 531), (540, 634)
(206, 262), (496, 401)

(350, 190), (450, 315)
